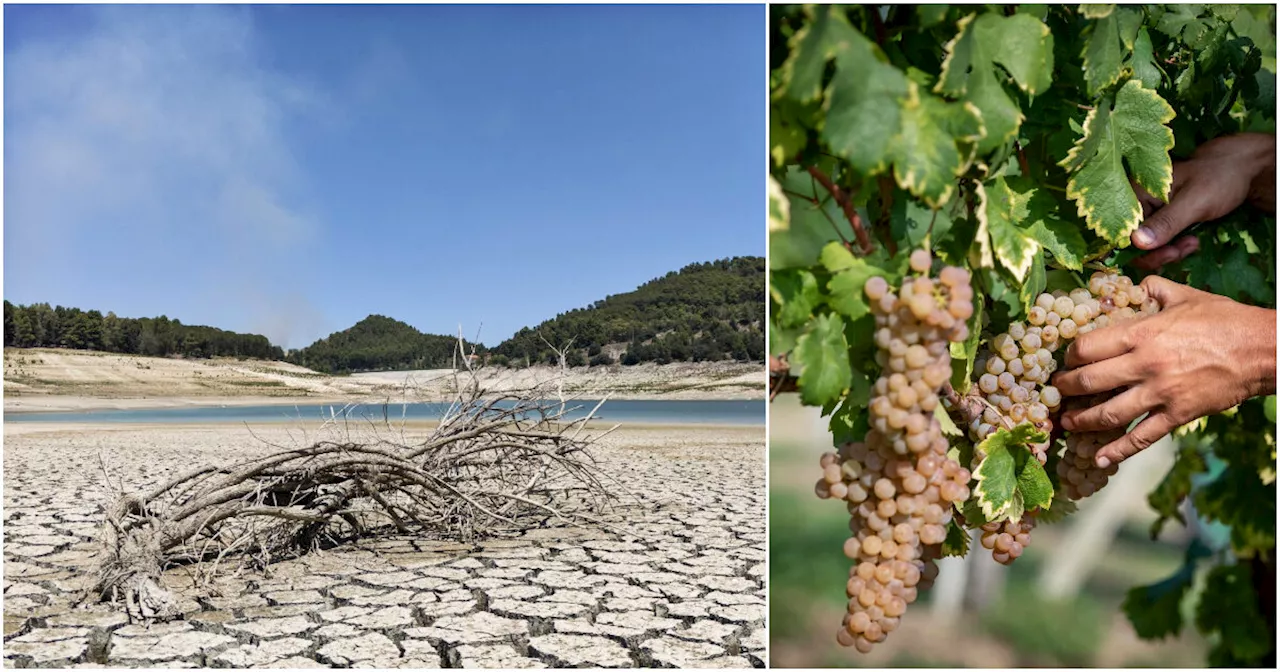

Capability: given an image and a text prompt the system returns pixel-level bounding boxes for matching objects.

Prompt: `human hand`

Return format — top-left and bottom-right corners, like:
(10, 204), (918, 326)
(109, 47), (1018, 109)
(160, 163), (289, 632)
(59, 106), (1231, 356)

(1052, 276), (1277, 467)
(1131, 133), (1276, 270)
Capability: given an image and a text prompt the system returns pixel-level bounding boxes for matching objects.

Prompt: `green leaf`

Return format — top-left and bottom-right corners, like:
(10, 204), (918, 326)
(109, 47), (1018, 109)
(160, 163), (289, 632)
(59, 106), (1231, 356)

(1196, 564), (1273, 664)
(770, 167), (845, 269)
(819, 241), (856, 272)
(1019, 250), (1048, 314)
(770, 323), (800, 358)
(917, 4), (949, 28)
(891, 196), (954, 250)
(972, 424), (1048, 520)
(770, 115), (808, 168)
(890, 84), (985, 207)
(1024, 191), (1088, 271)
(935, 404), (962, 437)
(777, 4), (839, 104)
(1130, 27), (1163, 90)
(829, 392), (870, 446)
(1122, 552), (1198, 640)
(822, 19), (911, 177)
(1034, 492), (1079, 524)
(1016, 452), (1054, 511)
(1147, 443), (1208, 538)
(1154, 4), (1207, 42)
(771, 269), (822, 329)
(1082, 8), (1126, 98)
(1079, 5), (1114, 20)
(1061, 81), (1176, 247)
(1266, 395), (1276, 424)
(793, 313), (852, 407)
(936, 12), (1054, 154)
(1194, 464), (1277, 552)
(978, 176), (1040, 281)
(1219, 245), (1271, 303)
(826, 260), (885, 322)
(941, 521), (971, 557)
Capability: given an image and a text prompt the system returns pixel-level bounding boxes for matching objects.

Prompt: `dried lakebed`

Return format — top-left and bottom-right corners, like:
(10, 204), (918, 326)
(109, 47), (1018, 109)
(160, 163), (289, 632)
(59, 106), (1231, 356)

(3, 424), (766, 668)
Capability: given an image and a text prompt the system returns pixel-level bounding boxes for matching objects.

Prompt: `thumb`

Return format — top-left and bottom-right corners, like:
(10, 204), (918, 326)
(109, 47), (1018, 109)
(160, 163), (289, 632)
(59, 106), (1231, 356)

(1132, 192), (1208, 249)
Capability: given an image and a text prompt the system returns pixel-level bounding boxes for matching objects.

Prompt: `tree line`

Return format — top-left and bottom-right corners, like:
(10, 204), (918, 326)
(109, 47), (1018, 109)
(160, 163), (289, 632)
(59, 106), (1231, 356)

(3, 301), (284, 360)
(4, 257), (766, 372)
(489, 256), (766, 367)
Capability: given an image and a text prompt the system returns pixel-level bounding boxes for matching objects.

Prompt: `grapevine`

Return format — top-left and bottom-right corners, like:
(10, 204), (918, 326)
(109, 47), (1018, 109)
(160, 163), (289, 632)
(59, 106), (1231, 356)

(770, 4), (1275, 665)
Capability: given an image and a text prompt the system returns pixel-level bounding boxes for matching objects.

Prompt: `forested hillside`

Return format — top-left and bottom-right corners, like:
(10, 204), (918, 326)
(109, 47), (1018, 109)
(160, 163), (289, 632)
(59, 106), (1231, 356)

(3, 301), (283, 360)
(285, 315), (474, 374)
(491, 257), (765, 367)
(5, 257), (765, 373)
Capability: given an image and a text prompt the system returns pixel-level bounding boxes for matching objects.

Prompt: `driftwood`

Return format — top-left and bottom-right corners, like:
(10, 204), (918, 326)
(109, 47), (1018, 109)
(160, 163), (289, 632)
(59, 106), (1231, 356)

(89, 337), (620, 622)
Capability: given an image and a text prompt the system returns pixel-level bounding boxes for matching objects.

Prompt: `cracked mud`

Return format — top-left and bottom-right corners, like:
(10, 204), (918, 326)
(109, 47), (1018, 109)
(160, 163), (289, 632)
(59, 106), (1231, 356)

(3, 424), (765, 668)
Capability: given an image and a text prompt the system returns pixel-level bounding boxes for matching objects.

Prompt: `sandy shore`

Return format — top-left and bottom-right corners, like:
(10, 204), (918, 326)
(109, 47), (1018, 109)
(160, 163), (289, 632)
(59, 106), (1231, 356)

(4, 349), (764, 413)
(3, 421), (766, 668)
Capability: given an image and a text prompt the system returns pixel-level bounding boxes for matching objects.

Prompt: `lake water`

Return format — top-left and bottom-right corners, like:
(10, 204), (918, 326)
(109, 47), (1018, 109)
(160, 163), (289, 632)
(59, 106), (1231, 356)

(4, 399), (765, 426)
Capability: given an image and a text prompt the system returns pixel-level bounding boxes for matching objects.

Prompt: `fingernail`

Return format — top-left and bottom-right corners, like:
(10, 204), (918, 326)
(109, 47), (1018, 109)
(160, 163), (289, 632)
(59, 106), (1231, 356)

(1096, 455), (1110, 469)
(1061, 416), (1074, 431)
(1133, 227), (1155, 247)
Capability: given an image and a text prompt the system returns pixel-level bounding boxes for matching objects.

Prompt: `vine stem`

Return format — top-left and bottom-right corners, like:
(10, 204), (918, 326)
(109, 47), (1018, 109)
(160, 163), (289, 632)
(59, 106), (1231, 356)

(806, 166), (875, 256)
(1014, 140), (1031, 177)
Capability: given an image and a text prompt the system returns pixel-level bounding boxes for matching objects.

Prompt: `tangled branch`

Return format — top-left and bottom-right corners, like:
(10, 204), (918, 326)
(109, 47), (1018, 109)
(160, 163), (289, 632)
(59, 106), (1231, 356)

(88, 351), (622, 622)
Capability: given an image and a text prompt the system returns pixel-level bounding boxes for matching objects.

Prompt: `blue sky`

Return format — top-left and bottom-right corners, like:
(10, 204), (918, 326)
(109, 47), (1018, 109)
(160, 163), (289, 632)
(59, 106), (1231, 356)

(3, 4), (763, 348)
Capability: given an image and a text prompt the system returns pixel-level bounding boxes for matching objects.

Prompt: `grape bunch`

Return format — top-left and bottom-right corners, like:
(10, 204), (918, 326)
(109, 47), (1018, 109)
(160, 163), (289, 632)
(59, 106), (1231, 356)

(1056, 272), (1159, 499)
(978, 516), (1035, 564)
(961, 269), (1161, 562)
(813, 249), (972, 651)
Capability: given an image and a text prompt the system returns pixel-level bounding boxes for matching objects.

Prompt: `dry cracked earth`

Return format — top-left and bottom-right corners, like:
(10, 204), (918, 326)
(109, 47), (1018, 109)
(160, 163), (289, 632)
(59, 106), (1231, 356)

(3, 424), (766, 668)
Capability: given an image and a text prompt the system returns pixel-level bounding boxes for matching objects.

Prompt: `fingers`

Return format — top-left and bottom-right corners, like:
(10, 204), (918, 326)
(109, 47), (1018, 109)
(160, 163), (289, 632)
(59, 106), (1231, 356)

(1131, 187), (1209, 249)
(1064, 320), (1139, 369)
(1059, 386), (1153, 432)
(1095, 412), (1177, 468)
(1132, 235), (1200, 270)
(1054, 354), (1145, 399)
(1139, 274), (1198, 308)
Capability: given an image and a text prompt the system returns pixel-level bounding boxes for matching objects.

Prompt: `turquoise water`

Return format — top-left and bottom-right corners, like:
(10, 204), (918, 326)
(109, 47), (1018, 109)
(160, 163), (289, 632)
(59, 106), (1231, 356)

(4, 399), (764, 426)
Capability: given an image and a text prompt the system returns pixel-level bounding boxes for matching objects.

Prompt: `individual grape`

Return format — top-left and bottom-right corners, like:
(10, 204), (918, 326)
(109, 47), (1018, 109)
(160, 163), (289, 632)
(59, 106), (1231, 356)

(986, 357), (1006, 375)
(1040, 385), (1061, 408)
(1052, 296), (1075, 317)
(865, 276), (889, 301)
(910, 249), (932, 272)
(1027, 306), (1046, 325)
(979, 373), (998, 393)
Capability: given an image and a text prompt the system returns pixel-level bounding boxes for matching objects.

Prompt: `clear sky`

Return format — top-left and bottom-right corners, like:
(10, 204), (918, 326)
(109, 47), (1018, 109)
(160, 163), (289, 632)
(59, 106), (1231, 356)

(3, 4), (763, 348)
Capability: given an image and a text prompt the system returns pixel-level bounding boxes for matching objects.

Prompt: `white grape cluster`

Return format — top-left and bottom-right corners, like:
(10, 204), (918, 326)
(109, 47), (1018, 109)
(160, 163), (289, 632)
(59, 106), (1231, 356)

(1057, 272), (1159, 499)
(813, 249), (972, 652)
(964, 270), (1160, 563)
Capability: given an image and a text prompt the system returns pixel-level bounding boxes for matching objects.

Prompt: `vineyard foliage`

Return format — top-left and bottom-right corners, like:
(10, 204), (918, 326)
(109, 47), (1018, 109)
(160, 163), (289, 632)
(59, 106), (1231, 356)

(770, 4), (1275, 664)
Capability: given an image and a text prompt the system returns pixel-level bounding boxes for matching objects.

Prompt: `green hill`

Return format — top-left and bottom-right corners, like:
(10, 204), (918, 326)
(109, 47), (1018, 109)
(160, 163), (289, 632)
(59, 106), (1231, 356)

(490, 256), (765, 367)
(286, 315), (474, 374)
